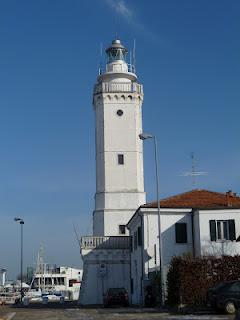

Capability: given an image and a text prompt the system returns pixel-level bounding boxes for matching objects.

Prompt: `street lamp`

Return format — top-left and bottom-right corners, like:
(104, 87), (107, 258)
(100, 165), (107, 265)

(139, 133), (165, 306)
(14, 217), (24, 303)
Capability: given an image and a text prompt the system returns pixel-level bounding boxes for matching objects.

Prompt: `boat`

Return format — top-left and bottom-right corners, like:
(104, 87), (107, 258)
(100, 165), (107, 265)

(27, 246), (83, 302)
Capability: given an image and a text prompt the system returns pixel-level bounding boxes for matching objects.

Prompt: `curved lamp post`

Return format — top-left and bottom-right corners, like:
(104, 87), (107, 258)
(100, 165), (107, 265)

(14, 217), (24, 303)
(139, 133), (165, 306)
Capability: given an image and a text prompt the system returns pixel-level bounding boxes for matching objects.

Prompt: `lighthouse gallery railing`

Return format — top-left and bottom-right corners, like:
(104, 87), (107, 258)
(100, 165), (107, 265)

(94, 82), (143, 95)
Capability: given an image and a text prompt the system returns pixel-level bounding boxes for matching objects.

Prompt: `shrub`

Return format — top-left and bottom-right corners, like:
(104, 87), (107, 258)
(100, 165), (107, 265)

(167, 255), (240, 306)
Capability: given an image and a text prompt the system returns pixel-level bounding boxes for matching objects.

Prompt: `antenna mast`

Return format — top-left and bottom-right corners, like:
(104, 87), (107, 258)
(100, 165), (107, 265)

(99, 43), (103, 75)
(180, 152), (208, 188)
(133, 39), (136, 73)
(191, 152), (196, 187)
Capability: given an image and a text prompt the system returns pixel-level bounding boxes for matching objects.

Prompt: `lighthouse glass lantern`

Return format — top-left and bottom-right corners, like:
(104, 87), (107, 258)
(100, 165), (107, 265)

(106, 40), (128, 63)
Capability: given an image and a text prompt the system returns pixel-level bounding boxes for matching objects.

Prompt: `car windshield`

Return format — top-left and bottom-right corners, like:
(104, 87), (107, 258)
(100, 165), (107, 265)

(108, 288), (126, 295)
(212, 282), (228, 291)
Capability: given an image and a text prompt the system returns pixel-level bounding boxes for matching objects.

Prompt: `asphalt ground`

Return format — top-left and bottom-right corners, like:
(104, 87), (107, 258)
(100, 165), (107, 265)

(0, 306), (235, 320)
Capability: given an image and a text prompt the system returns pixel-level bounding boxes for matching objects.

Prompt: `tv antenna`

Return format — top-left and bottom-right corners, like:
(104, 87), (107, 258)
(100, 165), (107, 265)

(180, 152), (208, 187)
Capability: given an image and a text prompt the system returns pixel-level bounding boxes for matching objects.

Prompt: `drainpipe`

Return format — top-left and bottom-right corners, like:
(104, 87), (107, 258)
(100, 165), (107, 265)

(191, 210), (196, 258)
(129, 229), (132, 306)
(140, 212), (145, 306)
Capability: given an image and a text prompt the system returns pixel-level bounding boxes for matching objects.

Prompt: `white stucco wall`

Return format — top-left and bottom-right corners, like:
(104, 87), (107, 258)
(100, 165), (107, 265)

(128, 208), (193, 305)
(197, 209), (240, 256)
(128, 214), (143, 305)
(80, 248), (130, 305)
(93, 210), (104, 236)
(144, 210), (193, 269)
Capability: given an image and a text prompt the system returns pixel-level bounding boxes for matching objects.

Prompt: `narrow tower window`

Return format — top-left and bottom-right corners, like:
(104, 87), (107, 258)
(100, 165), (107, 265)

(118, 154), (124, 165)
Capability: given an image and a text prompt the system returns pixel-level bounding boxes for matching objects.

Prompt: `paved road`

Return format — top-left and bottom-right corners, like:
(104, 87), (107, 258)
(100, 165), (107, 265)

(0, 306), (235, 320)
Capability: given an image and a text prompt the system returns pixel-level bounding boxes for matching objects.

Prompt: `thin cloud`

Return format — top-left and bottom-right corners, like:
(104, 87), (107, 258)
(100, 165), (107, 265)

(103, 0), (158, 42)
(105, 0), (133, 20)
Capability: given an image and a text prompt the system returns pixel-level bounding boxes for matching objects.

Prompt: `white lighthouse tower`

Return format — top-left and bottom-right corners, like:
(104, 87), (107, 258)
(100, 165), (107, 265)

(93, 39), (146, 236)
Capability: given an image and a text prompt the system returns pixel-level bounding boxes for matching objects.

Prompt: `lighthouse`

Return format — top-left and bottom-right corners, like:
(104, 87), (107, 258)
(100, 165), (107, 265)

(93, 39), (146, 236)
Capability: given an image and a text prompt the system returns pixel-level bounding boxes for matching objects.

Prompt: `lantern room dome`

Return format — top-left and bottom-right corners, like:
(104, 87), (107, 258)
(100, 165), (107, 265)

(106, 39), (128, 63)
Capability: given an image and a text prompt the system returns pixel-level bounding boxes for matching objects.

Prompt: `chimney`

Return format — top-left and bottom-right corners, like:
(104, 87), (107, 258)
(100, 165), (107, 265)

(226, 190), (234, 197)
(226, 190), (238, 207)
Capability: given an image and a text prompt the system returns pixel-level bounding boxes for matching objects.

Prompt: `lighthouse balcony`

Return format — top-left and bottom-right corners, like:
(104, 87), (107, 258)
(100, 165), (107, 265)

(81, 236), (131, 250)
(94, 82), (143, 95)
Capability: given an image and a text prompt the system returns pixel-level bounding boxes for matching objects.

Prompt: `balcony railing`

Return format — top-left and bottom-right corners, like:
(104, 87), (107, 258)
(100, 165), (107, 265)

(81, 236), (131, 250)
(94, 82), (143, 95)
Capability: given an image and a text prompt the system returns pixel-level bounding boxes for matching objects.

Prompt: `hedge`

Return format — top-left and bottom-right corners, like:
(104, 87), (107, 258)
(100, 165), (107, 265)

(167, 255), (240, 306)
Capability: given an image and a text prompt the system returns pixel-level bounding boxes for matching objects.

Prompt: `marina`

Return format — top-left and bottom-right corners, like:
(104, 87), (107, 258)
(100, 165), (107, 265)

(0, 262), (82, 305)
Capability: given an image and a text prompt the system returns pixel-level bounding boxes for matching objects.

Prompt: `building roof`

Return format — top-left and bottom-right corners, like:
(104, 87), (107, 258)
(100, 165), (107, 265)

(142, 189), (240, 209)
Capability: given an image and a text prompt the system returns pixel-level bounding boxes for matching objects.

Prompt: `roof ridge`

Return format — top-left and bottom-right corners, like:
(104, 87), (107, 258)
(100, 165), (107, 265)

(143, 189), (240, 209)
(161, 189), (212, 202)
(161, 189), (240, 202)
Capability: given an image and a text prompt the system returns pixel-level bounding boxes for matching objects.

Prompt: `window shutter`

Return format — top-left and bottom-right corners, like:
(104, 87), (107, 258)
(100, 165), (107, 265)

(175, 223), (187, 243)
(229, 220), (236, 241)
(209, 220), (216, 241)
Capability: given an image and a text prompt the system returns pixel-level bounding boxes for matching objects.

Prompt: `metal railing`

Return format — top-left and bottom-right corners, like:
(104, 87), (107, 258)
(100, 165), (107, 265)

(94, 82), (143, 95)
(81, 236), (130, 250)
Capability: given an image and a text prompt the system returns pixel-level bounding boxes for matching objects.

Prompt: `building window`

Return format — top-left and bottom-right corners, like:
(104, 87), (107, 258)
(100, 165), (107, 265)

(137, 226), (142, 246)
(119, 225), (126, 235)
(210, 219), (236, 241)
(175, 223), (188, 243)
(118, 154), (124, 165)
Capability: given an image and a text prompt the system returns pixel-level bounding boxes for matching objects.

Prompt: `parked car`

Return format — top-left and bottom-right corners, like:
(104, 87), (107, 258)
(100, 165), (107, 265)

(103, 288), (129, 307)
(207, 280), (240, 314)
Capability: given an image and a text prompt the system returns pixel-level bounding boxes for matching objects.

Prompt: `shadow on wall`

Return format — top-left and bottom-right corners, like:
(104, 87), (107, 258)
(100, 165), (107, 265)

(140, 216), (193, 305)
(145, 215), (193, 273)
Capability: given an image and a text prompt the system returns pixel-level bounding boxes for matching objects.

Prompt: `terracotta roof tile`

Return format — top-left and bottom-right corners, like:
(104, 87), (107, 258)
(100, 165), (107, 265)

(142, 189), (240, 209)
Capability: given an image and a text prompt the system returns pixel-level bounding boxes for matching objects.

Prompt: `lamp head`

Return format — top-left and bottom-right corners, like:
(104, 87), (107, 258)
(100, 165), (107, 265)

(139, 133), (154, 140)
(14, 217), (24, 224)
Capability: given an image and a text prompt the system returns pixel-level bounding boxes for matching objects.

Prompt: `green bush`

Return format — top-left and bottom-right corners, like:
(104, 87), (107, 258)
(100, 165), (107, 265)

(167, 255), (240, 306)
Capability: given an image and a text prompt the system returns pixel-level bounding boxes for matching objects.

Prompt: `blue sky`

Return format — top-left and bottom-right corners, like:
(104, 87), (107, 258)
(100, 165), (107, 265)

(0, 0), (239, 279)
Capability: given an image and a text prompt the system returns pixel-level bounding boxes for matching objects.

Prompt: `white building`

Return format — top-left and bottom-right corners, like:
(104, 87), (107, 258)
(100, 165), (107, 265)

(127, 189), (240, 305)
(33, 266), (82, 300)
(80, 38), (145, 304)
(0, 269), (7, 287)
